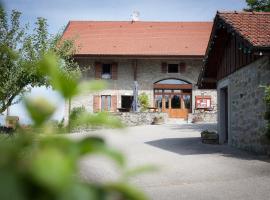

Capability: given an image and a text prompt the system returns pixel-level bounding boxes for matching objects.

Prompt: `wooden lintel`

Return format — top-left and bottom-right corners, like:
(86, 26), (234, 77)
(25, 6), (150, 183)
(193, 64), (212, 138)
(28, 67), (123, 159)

(154, 84), (192, 90)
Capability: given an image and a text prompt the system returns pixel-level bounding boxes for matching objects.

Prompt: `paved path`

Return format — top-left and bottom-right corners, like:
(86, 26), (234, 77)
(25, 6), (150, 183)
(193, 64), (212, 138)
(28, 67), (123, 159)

(72, 123), (270, 200)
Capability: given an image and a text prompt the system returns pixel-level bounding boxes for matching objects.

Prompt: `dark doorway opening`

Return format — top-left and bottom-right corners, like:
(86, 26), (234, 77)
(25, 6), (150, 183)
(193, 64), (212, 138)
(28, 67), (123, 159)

(221, 87), (228, 143)
(121, 96), (133, 112)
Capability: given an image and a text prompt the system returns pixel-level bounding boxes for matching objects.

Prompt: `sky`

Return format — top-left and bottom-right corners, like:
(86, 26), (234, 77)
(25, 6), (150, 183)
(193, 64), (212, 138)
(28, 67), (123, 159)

(1, 0), (247, 124)
(2, 0), (247, 34)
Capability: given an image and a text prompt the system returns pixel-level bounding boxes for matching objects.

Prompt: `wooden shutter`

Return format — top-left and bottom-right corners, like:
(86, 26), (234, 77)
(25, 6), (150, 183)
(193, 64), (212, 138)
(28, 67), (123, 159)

(111, 95), (117, 112)
(179, 62), (186, 73)
(93, 95), (100, 112)
(95, 62), (102, 79)
(111, 63), (118, 80)
(161, 62), (167, 73)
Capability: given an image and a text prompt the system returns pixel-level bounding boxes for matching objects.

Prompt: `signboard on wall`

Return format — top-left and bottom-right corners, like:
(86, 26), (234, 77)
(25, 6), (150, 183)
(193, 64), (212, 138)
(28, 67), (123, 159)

(195, 96), (211, 109)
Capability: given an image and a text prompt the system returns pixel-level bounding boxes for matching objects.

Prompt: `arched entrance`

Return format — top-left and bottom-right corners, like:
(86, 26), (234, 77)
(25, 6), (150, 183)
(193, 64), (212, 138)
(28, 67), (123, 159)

(154, 79), (192, 119)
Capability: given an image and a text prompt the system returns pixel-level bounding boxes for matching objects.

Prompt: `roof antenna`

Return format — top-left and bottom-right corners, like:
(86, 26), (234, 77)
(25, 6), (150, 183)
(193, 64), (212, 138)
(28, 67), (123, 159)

(131, 11), (140, 23)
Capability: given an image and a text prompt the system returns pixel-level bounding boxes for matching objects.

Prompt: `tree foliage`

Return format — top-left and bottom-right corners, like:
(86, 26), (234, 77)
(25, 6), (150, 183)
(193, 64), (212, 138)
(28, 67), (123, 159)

(244, 0), (270, 12)
(0, 8), (79, 113)
(138, 93), (150, 112)
(0, 53), (150, 200)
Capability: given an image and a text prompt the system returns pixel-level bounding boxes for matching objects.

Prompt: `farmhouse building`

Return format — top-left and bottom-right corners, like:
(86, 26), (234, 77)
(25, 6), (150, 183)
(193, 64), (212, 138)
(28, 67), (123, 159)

(62, 20), (217, 121)
(198, 11), (270, 153)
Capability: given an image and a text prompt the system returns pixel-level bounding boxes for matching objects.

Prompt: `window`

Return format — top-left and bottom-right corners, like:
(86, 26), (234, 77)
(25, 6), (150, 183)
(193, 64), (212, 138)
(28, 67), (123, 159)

(102, 64), (111, 79)
(168, 64), (179, 73)
(183, 95), (191, 109)
(171, 95), (181, 108)
(101, 95), (111, 111)
(164, 95), (169, 109)
(155, 95), (162, 109)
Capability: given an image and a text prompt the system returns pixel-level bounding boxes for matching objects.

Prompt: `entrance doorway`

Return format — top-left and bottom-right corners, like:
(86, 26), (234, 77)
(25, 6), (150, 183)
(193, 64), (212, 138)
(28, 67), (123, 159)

(121, 95), (133, 112)
(154, 79), (192, 119)
(220, 87), (228, 143)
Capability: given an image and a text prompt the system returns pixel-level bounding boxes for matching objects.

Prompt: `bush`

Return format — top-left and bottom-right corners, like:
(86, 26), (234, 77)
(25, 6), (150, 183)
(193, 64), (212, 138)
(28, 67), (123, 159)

(138, 93), (150, 112)
(69, 106), (86, 127)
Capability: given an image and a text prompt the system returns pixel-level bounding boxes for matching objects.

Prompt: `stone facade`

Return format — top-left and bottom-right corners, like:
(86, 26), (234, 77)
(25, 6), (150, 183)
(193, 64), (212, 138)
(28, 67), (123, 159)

(190, 89), (217, 122)
(217, 56), (270, 154)
(65, 57), (217, 123)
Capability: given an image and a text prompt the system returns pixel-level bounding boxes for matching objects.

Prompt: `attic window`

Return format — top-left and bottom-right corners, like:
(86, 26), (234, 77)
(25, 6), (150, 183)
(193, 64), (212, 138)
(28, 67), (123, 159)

(168, 64), (179, 73)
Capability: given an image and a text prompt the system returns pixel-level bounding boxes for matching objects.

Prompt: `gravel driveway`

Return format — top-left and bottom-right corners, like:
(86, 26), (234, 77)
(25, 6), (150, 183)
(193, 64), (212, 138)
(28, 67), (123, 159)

(71, 123), (270, 200)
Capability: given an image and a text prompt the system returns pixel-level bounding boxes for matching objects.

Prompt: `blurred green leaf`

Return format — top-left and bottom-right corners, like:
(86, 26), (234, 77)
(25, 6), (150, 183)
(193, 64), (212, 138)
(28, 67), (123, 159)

(39, 136), (79, 159)
(58, 183), (97, 200)
(79, 80), (107, 94)
(31, 147), (74, 191)
(106, 182), (148, 200)
(72, 112), (124, 129)
(38, 53), (78, 99)
(78, 137), (125, 167)
(0, 169), (25, 200)
(24, 97), (55, 126)
(123, 165), (158, 180)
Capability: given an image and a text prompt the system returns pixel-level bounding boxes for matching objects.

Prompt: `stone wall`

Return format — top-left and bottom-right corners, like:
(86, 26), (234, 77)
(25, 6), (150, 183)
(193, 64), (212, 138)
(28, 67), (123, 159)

(217, 56), (270, 154)
(190, 89), (217, 123)
(114, 112), (168, 126)
(65, 58), (217, 123)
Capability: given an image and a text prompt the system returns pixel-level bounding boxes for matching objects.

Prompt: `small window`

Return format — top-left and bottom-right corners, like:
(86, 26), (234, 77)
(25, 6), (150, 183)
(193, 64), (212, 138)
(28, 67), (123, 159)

(168, 64), (179, 73)
(102, 64), (111, 79)
(101, 95), (111, 111)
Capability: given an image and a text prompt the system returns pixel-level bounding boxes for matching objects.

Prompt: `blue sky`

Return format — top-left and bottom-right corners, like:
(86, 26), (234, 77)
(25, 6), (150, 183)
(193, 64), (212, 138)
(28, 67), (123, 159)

(3, 0), (247, 34)
(1, 0), (247, 124)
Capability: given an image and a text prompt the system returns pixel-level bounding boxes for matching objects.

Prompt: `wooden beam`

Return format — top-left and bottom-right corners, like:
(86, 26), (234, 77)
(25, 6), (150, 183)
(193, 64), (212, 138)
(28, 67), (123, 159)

(154, 84), (192, 90)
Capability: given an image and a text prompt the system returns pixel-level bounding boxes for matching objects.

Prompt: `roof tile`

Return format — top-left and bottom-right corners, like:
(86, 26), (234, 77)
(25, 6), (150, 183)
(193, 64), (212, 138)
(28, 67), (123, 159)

(62, 21), (212, 56)
(218, 11), (270, 47)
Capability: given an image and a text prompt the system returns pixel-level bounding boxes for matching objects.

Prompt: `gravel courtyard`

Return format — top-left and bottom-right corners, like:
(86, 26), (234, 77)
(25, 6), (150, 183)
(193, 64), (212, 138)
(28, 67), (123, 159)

(71, 123), (270, 200)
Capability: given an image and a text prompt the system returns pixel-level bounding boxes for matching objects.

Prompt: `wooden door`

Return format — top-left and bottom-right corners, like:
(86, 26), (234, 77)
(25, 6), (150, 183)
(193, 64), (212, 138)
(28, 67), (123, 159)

(156, 93), (191, 119)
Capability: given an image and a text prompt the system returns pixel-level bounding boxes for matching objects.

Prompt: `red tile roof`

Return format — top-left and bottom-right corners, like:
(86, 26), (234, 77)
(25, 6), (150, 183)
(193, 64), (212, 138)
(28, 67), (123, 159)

(218, 11), (270, 48)
(62, 21), (212, 57)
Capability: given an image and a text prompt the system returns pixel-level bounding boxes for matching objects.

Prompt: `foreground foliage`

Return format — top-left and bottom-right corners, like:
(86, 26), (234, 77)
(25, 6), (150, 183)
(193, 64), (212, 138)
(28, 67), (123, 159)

(0, 53), (151, 200)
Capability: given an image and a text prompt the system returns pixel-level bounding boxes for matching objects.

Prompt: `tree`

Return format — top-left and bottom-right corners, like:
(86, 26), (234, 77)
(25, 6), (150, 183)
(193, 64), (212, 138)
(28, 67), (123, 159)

(0, 8), (79, 114)
(244, 0), (270, 12)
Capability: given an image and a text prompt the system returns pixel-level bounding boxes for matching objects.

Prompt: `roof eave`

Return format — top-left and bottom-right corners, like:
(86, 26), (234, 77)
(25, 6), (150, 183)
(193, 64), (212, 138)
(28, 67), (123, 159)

(73, 54), (205, 59)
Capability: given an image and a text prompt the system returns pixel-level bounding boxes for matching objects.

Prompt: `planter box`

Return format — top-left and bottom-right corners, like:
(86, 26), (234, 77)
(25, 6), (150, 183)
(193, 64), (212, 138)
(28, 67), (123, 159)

(201, 131), (219, 144)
